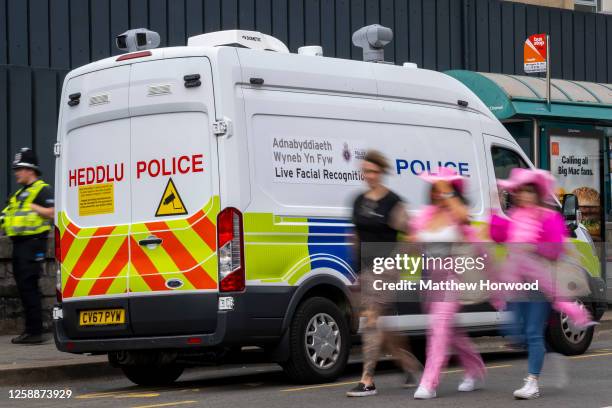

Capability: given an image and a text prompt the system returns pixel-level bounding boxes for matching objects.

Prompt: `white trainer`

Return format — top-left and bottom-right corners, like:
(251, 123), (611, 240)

(414, 385), (437, 399)
(458, 376), (484, 392)
(513, 376), (540, 399)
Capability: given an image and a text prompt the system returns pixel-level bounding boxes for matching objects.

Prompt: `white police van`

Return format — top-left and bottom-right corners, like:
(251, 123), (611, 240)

(52, 26), (606, 386)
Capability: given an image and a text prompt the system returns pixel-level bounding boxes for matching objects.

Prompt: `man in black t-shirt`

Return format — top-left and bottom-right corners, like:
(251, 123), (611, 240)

(1, 148), (54, 344)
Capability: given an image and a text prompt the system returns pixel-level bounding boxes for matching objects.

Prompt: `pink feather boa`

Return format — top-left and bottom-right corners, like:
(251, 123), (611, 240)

(489, 207), (567, 261)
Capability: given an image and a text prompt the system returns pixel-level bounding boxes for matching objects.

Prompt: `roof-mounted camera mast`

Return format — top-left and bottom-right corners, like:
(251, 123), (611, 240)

(116, 28), (160, 52)
(352, 24), (393, 63)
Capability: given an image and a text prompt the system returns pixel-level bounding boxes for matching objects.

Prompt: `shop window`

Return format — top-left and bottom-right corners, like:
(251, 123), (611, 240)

(503, 121), (533, 161)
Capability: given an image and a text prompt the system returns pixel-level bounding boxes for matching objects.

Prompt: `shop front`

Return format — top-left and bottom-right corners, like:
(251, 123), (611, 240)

(447, 70), (611, 300)
(447, 70), (612, 242)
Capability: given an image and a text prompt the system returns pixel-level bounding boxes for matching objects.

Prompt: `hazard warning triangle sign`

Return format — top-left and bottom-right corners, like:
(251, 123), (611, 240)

(155, 178), (188, 217)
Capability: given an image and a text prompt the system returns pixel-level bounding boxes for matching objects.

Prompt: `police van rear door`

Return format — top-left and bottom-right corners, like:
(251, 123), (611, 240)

(57, 65), (132, 338)
(127, 57), (220, 336)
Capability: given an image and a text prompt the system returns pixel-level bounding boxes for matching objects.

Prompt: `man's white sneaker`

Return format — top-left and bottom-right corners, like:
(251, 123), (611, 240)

(458, 376), (483, 392)
(513, 376), (540, 399)
(413, 385), (436, 399)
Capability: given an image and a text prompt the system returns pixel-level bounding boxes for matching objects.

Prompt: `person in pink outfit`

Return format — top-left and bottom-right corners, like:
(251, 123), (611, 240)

(490, 168), (594, 399)
(410, 168), (486, 400)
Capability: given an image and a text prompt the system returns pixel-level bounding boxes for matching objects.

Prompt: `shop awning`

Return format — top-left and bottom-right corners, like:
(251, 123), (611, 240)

(445, 70), (612, 122)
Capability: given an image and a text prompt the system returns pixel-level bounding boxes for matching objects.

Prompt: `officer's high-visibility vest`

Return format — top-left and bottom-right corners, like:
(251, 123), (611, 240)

(2, 179), (52, 237)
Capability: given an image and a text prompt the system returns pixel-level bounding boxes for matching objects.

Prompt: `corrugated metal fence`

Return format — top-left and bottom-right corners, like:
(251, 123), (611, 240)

(1, 0), (611, 199)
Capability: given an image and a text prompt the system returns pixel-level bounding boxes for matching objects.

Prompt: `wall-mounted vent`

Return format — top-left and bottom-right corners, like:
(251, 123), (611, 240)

(148, 84), (172, 96)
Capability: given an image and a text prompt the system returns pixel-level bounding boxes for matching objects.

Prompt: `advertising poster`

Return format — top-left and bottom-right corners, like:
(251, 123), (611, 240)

(549, 130), (602, 240)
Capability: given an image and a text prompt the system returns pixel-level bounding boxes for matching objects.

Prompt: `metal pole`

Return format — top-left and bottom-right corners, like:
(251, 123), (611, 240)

(546, 34), (551, 111)
(533, 118), (539, 168)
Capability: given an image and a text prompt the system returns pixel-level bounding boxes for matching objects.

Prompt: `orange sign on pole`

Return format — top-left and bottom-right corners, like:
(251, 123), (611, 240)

(524, 33), (547, 73)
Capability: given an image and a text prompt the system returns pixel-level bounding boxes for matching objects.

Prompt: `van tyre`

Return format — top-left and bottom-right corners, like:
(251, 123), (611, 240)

(282, 296), (350, 384)
(546, 308), (594, 355)
(121, 365), (184, 386)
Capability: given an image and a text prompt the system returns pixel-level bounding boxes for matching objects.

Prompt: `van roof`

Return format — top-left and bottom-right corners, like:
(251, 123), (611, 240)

(65, 45), (496, 120)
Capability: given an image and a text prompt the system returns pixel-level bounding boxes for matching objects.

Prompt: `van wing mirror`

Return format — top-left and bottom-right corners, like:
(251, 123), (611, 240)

(562, 194), (579, 222)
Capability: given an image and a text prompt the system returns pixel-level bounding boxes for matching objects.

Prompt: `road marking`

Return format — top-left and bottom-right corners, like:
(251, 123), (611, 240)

(77, 391), (160, 399)
(77, 391), (128, 399)
(282, 379), (361, 392)
(569, 351), (612, 360)
(280, 364), (513, 392)
(483, 364), (513, 369)
(130, 401), (197, 408)
(115, 393), (161, 398)
(76, 387), (200, 400)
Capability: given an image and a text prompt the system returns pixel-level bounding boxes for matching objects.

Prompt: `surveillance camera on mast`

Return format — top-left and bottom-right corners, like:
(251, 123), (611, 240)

(352, 24), (393, 63)
(116, 28), (160, 52)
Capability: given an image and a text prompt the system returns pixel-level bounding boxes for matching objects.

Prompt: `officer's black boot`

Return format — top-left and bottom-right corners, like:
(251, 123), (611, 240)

(11, 333), (45, 344)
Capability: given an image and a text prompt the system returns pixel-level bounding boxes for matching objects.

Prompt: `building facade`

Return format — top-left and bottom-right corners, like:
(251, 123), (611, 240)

(0, 0), (610, 330)
(506, 0), (612, 13)
(1, 0), (611, 199)
(504, 0), (574, 10)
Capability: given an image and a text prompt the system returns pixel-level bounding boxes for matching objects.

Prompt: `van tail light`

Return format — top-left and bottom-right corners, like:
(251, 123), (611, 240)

(217, 207), (245, 292)
(54, 226), (62, 303)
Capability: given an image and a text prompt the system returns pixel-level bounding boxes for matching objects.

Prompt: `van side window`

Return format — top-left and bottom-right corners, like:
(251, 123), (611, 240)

(491, 146), (529, 212)
(491, 146), (528, 180)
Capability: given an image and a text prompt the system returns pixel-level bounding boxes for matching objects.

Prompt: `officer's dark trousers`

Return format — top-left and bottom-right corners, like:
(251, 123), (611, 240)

(11, 238), (46, 335)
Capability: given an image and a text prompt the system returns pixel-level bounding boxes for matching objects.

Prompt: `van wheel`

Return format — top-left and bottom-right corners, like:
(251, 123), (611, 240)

(282, 297), (350, 384)
(546, 307), (594, 355)
(121, 365), (184, 386)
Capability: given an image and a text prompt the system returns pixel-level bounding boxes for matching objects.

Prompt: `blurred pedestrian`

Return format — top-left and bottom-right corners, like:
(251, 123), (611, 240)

(410, 168), (486, 400)
(1, 148), (54, 344)
(346, 150), (421, 397)
(490, 168), (593, 399)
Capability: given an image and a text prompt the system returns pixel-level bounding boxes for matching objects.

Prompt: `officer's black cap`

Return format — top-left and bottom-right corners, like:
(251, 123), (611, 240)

(12, 147), (41, 175)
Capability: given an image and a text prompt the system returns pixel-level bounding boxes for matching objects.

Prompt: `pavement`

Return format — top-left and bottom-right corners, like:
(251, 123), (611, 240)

(1, 309), (610, 388)
(0, 335), (117, 385)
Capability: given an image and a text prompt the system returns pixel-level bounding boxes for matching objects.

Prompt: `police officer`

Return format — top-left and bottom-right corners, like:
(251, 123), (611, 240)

(1, 148), (54, 344)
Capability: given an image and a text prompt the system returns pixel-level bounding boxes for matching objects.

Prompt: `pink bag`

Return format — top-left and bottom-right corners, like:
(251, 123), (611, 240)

(536, 211), (567, 261)
(489, 213), (509, 243)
